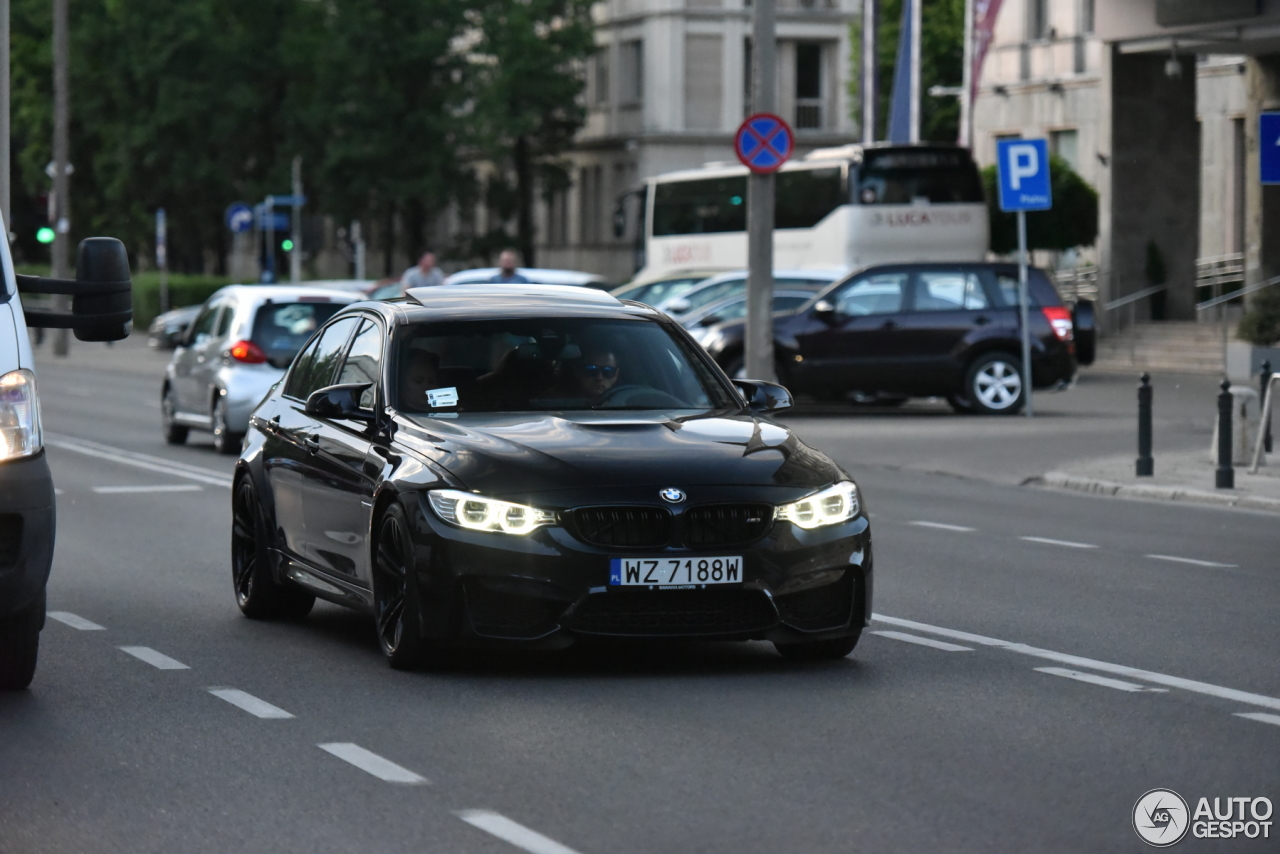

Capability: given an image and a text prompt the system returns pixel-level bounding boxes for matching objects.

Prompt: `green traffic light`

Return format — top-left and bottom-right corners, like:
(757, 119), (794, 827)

(36, 227), (55, 244)
(281, 239), (294, 252)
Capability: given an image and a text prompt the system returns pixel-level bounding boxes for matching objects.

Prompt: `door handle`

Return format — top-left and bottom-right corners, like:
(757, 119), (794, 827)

(880, 320), (900, 330)
(304, 434), (320, 453)
(974, 315), (990, 326)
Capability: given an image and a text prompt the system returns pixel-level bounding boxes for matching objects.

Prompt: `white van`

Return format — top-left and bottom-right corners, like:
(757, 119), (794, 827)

(0, 232), (132, 689)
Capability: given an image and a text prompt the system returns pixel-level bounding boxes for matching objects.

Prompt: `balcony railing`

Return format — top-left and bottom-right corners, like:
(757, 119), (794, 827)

(795, 99), (823, 129)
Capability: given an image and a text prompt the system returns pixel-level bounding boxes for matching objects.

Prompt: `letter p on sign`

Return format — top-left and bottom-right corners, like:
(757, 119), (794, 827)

(996, 138), (1052, 212)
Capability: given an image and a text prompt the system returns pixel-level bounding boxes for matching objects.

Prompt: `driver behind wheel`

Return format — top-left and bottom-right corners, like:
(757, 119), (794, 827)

(575, 349), (620, 401)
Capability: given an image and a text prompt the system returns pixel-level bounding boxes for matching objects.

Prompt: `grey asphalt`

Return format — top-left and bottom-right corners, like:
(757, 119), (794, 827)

(2, 334), (1276, 853)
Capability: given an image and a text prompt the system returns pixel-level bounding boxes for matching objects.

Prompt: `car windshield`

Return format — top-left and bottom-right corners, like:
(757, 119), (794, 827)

(251, 301), (348, 368)
(394, 317), (737, 414)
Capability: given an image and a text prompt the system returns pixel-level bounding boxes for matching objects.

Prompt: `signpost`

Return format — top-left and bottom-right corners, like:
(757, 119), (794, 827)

(225, 203), (253, 234)
(155, 207), (168, 314)
(734, 113), (794, 174)
(995, 138), (1052, 418)
(1260, 112), (1280, 185)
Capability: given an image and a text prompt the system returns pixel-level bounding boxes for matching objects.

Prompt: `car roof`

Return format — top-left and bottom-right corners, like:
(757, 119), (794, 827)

(212, 284), (362, 304)
(675, 269), (844, 299)
(442, 268), (608, 286)
(397, 283), (657, 321)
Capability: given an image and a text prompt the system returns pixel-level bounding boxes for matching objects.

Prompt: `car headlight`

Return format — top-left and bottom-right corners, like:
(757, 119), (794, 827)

(427, 489), (556, 535)
(776, 481), (859, 529)
(0, 369), (42, 462)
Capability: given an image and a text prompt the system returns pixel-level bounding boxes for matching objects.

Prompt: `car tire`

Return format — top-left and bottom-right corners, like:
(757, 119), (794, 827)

(1073, 300), (1096, 366)
(0, 588), (44, 691)
(372, 503), (437, 670)
(964, 352), (1025, 415)
(161, 385), (188, 445)
(774, 629), (860, 662)
(212, 396), (242, 456)
(946, 393), (974, 414)
(232, 478), (315, 620)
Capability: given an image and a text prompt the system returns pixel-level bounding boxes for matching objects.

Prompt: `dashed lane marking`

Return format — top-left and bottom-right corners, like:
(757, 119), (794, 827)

(43, 434), (233, 488)
(119, 646), (189, 670)
(208, 688), (294, 719)
(47, 611), (105, 631)
(1034, 667), (1168, 693)
(93, 484), (203, 494)
(317, 743), (427, 784)
(871, 630), (973, 651)
(872, 614), (1280, 713)
(909, 521), (977, 532)
(1145, 554), (1238, 568)
(1235, 712), (1280, 727)
(1019, 536), (1098, 549)
(456, 810), (583, 854)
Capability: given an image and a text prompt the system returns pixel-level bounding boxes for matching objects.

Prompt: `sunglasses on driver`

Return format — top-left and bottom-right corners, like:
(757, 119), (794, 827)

(581, 364), (619, 379)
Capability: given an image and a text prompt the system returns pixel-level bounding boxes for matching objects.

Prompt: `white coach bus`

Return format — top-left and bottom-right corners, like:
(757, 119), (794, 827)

(619, 144), (989, 281)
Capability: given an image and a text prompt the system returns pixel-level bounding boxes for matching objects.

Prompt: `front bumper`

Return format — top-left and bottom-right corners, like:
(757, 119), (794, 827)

(404, 492), (872, 647)
(0, 452), (56, 617)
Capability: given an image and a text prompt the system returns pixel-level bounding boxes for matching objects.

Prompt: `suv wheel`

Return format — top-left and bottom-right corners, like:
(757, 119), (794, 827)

(161, 386), (188, 445)
(0, 589), (44, 690)
(965, 352), (1025, 415)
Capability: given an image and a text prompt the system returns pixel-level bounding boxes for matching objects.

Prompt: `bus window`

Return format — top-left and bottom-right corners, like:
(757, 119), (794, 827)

(776, 167), (846, 229)
(653, 176), (748, 236)
(855, 149), (983, 205)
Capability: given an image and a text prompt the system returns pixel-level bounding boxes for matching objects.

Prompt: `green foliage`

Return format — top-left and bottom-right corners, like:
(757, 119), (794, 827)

(1237, 286), (1280, 347)
(130, 272), (233, 330)
(982, 155), (1100, 253)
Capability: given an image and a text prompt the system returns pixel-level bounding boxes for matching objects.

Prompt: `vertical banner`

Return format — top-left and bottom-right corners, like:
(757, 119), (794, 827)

(886, 0), (916, 143)
(969, 0), (1006, 112)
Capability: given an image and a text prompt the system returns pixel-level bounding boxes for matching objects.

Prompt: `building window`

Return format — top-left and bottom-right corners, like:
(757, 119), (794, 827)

(795, 42), (824, 129)
(1026, 0), (1049, 40)
(1050, 129), (1078, 171)
(620, 40), (644, 105)
(1080, 0), (1094, 34)
(595, 49), (610, 105)
(743, 38), (753, 115)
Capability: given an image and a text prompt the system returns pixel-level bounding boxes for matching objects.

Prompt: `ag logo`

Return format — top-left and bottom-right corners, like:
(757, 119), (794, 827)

(1133, 789), (1190, 847)
(659, 487), (686, 504)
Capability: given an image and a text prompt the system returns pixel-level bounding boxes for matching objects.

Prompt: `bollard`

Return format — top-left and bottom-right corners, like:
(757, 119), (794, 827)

(1216, 379), (1235, 489)
(1136, 373), (1153, 476)
(1262, 360), (1273, 454)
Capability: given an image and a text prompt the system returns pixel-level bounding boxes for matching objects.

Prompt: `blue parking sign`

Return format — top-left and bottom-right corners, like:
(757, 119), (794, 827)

(996, 139), (1052, 212)
(1261, 113), (1280, 184)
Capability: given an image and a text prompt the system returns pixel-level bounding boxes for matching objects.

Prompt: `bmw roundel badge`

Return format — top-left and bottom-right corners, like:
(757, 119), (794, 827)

(660, 487), (686, 504)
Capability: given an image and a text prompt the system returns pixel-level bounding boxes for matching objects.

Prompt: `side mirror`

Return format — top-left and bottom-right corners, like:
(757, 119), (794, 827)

(305, 383), (374, 421)
(812, 300), (837, 322)
(664, 297), (691, 315)
(698, 314), (722, 328)
(733, 379), (793, 414)
(16, 237), (133, 341)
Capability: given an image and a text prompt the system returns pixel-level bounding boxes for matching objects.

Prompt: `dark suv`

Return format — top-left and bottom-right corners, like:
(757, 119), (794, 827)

(696, 263), (1095, 414)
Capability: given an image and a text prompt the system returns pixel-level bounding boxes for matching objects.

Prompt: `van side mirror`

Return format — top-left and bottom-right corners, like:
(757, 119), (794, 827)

(16, 237), (133, 341)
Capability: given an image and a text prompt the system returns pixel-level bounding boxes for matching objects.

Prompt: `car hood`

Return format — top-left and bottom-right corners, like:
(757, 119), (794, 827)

(395, 410), (844, 502)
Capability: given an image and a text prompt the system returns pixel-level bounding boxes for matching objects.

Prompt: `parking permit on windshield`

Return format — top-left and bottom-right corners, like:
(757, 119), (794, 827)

(426, 387), (458, 408)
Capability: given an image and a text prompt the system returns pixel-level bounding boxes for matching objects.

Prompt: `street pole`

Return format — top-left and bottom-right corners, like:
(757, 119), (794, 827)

(1017, 210), (1033, 417)
(262, 195), (274, 283)
(51, 0), (70, 355)
(908, 0), (921, 143)
(958, 0), (974, 147)
(290, 156), (302, 283)
(156, 208), (168, 314)
(1, 0), (10, 234)
(745, 0), (777, 382)
(861, 0), (876, 143)
(352, 220), (366, 280)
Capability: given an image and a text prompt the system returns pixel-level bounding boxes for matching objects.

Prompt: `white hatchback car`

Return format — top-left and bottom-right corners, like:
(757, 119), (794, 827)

(161, 285), (358, 453)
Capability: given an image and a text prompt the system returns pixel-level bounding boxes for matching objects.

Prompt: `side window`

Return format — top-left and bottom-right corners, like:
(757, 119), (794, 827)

(833, 272), (906, 316)
(188, 301), (222, 345)
(995, 273), (1041, 308)
(913, 271), (987, 311)
(336, 319), (383, 410)
(283, 317), (359, 401)
(214, 300), (236, 338)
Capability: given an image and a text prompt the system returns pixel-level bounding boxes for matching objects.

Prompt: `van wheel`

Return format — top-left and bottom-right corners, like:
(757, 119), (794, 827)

(161, 386), (188, 445)
(0, 589), (44, 691)
(965, 353), (1025, 415)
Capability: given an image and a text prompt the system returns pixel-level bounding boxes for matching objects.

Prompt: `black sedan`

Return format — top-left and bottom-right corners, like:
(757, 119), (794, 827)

(233, 284), (871, 668)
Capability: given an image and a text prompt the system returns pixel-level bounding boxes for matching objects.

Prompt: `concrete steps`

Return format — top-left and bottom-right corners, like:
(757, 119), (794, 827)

(1090, 321), (1231, 375)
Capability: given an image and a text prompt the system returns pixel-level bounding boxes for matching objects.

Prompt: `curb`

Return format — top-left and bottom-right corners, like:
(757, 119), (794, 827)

(1039, 471), (1280, 514)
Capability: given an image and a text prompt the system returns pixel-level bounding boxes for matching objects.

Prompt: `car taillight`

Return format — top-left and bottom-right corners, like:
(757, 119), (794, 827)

(1042, 306), (1073, 341)
(228, 340), (268, 364)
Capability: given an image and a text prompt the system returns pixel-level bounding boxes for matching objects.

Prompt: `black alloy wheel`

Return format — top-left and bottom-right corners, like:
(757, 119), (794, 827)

(161, 385), (188, 445)
(373, 503), (435, 670)
(773, 626), (861, 662)
(0, 588), (44, 690)
(232, 478), (314, 619)
(212, 396), (242, 455)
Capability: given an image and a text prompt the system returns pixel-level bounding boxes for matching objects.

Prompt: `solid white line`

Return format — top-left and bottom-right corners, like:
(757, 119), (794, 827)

(207, 688), (294, 719)
(1235, 712), (1280, 727)
(871, 613), (1280, 712)
(1034, 667), (1167, 693)
(43, 434), (233, 488)
(119, 646), (189, 670)
(909, 521), (977, 532)
(47, 611), (105, 631)
(93, 485), (203, 494)
(456, 810), (582, 854)
(317, 743), (427, 784)
(1019, 536), (1098, 549)
(871, 630), (973, 651)
(1145, 554), (1238, 569)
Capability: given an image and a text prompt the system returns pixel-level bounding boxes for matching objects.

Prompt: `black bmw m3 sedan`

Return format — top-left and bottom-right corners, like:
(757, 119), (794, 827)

(232, 284), (872, 668)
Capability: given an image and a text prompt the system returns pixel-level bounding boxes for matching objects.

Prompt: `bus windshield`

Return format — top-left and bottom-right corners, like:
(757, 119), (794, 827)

(855, 148), (983, 206)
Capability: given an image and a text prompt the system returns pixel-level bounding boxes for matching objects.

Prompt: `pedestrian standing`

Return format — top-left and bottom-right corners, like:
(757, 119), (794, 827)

(489, 249), (530, 284)
(401, 252), (445, 293)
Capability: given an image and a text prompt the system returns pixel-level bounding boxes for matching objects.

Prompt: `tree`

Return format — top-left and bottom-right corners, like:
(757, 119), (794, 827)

(463, 0), (595, 266)
(981, 155), (1099, 253)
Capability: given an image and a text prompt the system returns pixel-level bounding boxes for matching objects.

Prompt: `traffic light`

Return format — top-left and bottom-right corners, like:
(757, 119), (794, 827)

(36, 227), (55, 244)
(280, 238), (294, 252)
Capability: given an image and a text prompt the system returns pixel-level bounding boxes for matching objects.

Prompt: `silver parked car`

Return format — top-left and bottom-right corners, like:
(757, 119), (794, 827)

(656, 269), (844, 321)
(161, 285), (358, 453)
